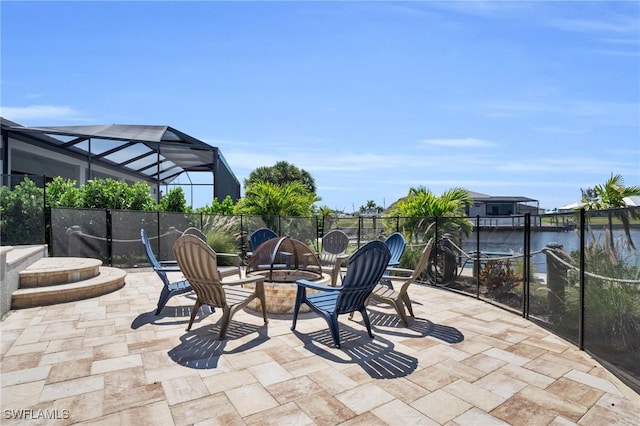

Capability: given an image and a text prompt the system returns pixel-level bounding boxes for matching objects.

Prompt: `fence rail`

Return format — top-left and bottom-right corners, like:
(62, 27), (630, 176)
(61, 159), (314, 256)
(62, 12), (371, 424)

(1, 198), (638, 394)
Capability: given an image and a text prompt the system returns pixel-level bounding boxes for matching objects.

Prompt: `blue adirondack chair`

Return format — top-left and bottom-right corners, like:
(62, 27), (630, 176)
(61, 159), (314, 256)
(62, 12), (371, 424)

(247, 228), (278, 257)
(291, 240), (391, 348)
(384, 232), (406, 268)
(141, 229), (192, 315)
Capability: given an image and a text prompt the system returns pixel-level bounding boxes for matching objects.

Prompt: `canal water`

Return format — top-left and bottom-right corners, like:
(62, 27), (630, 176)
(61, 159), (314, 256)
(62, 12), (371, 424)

(460, 228), (640, 274)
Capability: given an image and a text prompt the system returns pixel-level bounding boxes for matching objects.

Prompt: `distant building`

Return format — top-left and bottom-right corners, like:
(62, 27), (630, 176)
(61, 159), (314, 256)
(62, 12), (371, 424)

(1, 117), (240, 203)
(466, 191), (541, 216)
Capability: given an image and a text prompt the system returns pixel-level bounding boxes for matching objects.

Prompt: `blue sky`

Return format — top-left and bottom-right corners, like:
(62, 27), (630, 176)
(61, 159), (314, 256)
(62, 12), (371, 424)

(2, 1), (639, 212)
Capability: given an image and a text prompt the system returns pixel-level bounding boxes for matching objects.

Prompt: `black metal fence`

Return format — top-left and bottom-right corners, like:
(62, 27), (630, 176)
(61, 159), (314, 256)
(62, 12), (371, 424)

(1, 177), (638, 394)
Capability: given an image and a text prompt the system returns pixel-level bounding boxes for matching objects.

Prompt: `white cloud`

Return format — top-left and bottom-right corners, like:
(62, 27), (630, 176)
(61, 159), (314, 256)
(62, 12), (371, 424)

(422, 138), (496, 148)
(1, 105), (82, 122)
(548, 15), (639, 35)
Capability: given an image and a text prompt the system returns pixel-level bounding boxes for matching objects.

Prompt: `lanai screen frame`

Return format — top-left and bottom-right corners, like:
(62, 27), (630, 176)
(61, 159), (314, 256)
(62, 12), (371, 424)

(1, 121), (240, 203)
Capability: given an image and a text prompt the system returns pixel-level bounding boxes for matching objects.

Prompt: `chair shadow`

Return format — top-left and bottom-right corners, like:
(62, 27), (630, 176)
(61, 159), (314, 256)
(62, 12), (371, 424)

(292, 324), (418, 379)
(365, 309), (465, 344)
(167, 320), (270, 369)
(130, 304), (214, 329)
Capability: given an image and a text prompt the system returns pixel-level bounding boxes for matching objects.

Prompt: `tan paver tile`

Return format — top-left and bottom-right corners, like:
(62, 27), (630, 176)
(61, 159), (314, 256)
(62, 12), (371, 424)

(39, 375), (104, 403)
(283, 354), (334, 377)
(1, 379), (45, 408)
(564, 369), (624, 396)
(202, 369), (257, 395)
(91, 353), (142, 374)
(266, 375), (324, 404)
(40, 348), (94, 365)
(296, 389), (356, 426)
(2, 364), (51, 387)
(225, 382), (279, 417)
(224, 350), (275, 370)
(444, 379), (507, 412)
(504, 341), (548, 359)
(118, 400), (173, 425)
(337, 411), (388, 426)
(244, 401), (314, 426)
(336, 383), (395, 415)
(411, 388), (472, 424)
(46, 358), (92, 383)
(307, 367), (360, 395)
(162, 375), (210, 406)
(4, 341), (48, 357)
(44, 336), (84, 353)
(374, 376), (429, 404)
(407, 364), (459, 391)
(546, 377), (604, 407)
(93, 341), (129, 360)
(490, 394), (556, 426)
(248, 360), (295, 387)
(453, 407), (510, 425)
(50, 389), (105, 424)
(497, 363), (555, 389)
(371, 398), (436, 425)
(547, 415), (579, 426)
(473, 371), (528, 399)
(461, 352), (508, 373)
(102, 382), (165, 415)
(483, 347), (531, 366)
(171, 393), (240, 426)
(518, 385), (588, 421)
(1, 352), (42, 372)
(104, 366), (147, 392)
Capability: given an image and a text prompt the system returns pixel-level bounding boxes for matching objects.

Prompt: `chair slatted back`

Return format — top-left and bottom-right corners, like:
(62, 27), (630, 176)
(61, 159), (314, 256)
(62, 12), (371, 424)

(141, 229), (170, 286)
(249, 228), (278, 252)
(398, 238), (434, 294)
(322, 230), (349, 255)
(173, 234), (227, 308)
(385, 232), (406, 265)
(336, 240), (390, 314)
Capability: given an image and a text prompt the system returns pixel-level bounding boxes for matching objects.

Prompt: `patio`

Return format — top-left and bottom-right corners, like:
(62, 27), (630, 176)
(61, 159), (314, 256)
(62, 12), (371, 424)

(1, 268), (639, 425)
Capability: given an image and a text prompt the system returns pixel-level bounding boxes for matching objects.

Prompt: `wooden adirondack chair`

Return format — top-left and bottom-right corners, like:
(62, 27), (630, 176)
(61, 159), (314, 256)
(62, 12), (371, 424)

(318, 229), (350, 286)
(370, 238), (434, 326)
(173, 234), (268, 339)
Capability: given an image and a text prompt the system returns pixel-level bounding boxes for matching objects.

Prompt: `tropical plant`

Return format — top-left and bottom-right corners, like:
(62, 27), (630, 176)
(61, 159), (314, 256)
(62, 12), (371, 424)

(46, 176), (82, 207)
(244, 161), (316, 194)
(386, 186), (473, 242)
(0, 177), (45, 244)
(159, 187), (190, 212)
(196, 195), (235, 215)
(581, 173), (640, 253)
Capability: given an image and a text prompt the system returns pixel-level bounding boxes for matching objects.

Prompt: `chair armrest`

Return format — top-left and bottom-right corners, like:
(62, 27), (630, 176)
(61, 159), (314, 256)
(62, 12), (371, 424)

(156, 266), (181, 273)
(296, 279), (341, 292)
(223, 275), (264, 287)
(216, 253), (241, 266)
(385, 267), (413, 276)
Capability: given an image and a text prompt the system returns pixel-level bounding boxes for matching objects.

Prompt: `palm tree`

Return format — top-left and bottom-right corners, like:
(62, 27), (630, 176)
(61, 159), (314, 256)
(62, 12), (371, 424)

(582, 173), (640, 252)
(387, 186), (473, 242)
(234, 181), (320, 230)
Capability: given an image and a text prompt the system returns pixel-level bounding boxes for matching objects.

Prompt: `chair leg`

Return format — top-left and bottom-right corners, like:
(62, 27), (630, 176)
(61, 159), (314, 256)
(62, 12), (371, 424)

(219, 307), (233, 339)
(186, 300), (203, 331)
(256, 282), (268, 324)
(392, 300), (409, 327)
(360, 308), (375, 339)
(155, 287), (172, 315)
(291, 287), (305, 330)
(326, 314), (341, 348)
(401, 293), (414, 318)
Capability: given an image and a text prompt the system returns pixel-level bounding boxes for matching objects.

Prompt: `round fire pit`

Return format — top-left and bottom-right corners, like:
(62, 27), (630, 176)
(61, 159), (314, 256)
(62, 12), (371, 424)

(243, 236), (329, 314)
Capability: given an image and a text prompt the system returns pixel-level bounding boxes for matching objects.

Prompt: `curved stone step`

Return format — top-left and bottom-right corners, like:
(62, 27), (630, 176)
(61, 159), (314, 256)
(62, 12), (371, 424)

(19, 257), (102, 288)
(12, 266), (126, 309)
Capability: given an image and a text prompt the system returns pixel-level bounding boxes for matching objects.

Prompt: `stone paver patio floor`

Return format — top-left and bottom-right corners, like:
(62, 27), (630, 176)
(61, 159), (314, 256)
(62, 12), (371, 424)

(1, 269), (639, 425)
